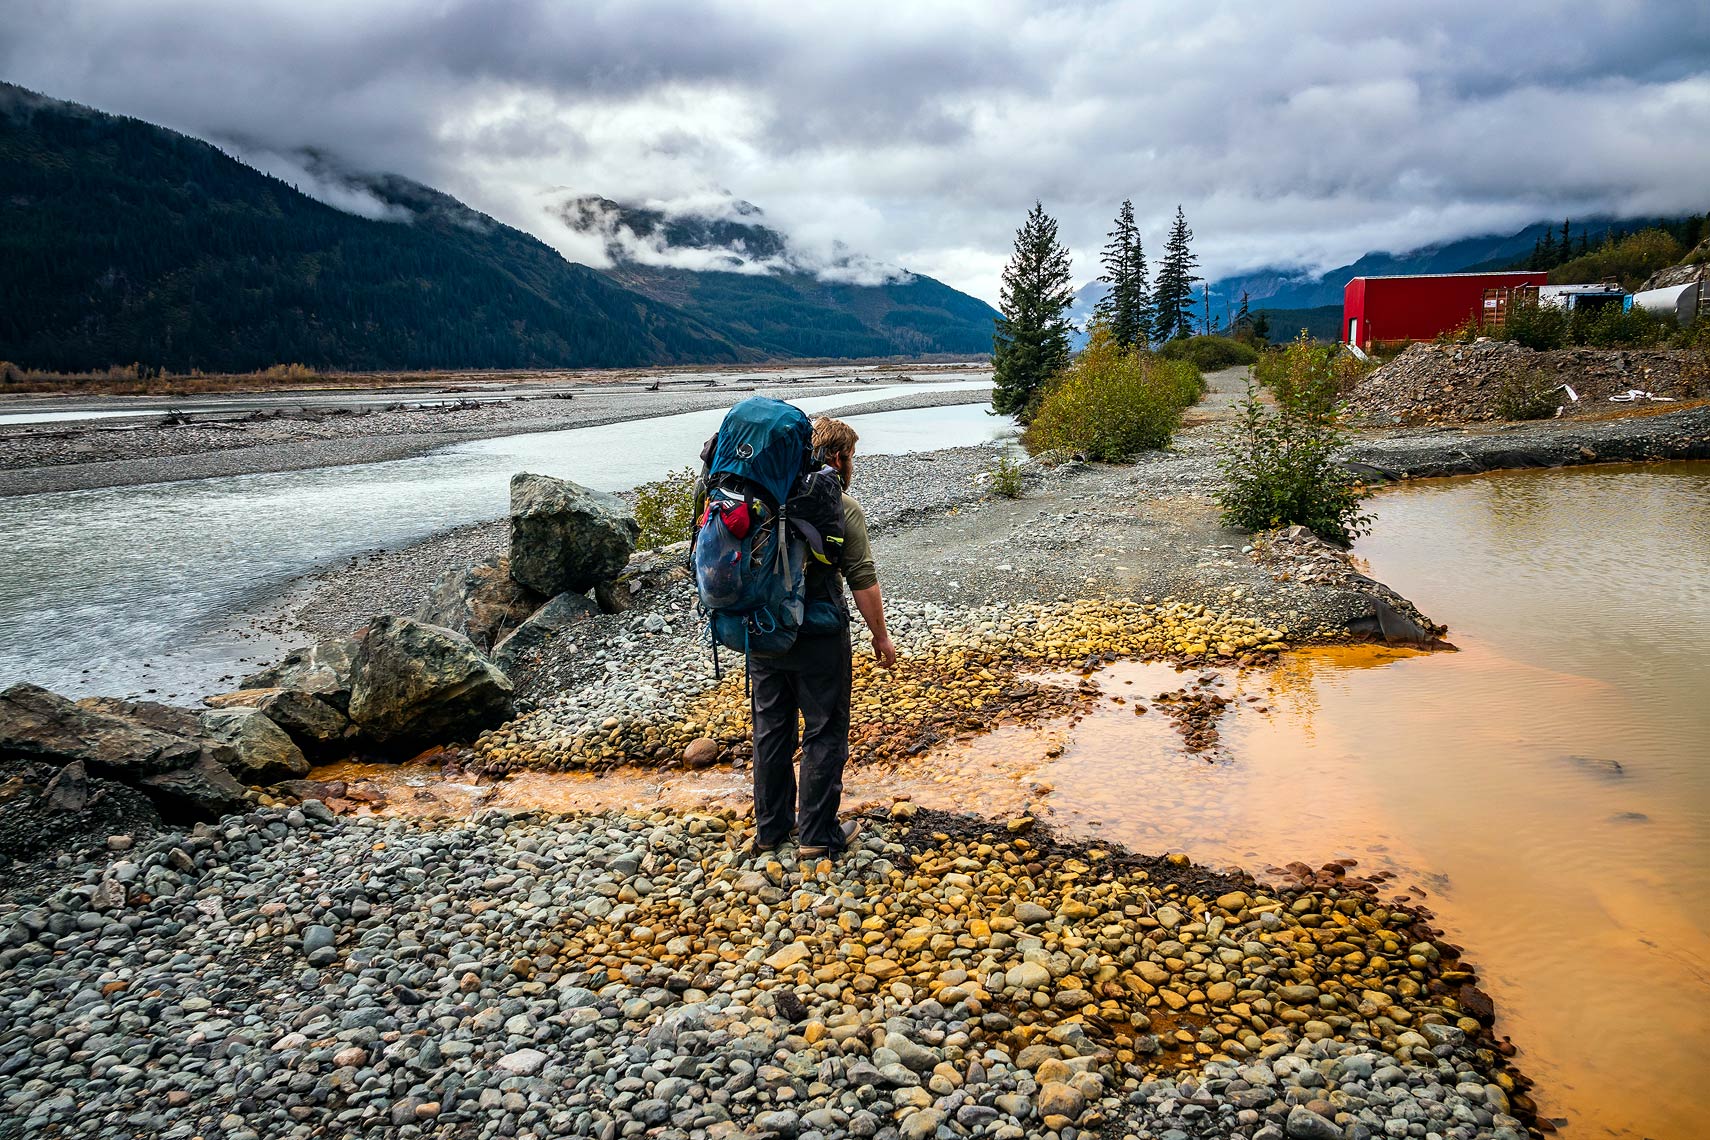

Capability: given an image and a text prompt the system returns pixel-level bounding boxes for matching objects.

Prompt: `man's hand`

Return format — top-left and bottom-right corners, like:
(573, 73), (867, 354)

(871, 631), (897, 670)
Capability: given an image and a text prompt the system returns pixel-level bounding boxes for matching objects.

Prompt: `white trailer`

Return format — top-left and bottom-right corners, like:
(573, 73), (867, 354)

(1631, 281), (1701, 324)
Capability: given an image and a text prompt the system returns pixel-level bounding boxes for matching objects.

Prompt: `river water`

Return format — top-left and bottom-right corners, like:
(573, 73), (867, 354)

(1039, 462), (1710, 1140)
(0, 382), (1005, 697)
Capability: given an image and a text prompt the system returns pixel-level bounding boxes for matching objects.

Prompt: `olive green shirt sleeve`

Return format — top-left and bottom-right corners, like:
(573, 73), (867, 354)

(840, 493), (879, 592)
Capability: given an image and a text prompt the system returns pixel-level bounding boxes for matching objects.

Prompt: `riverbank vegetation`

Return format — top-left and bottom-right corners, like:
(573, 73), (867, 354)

(1022, 328), (1202, 460)
(632, 466), (698, 550)
(1218, 333), (1372, 545)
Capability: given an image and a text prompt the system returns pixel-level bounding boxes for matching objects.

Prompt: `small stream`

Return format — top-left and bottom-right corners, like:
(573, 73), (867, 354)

(0, 382), (1006, 697)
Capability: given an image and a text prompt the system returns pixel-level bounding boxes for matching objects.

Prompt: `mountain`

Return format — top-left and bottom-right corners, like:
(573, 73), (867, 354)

(560, 196), (1001, 358)
(0, 83), (998, 373)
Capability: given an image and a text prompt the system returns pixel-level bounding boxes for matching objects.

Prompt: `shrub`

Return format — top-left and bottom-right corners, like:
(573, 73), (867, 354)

(1492, 370), (1564, 420)
(1022, 330), (1201, 461)
(1158, 335), (1260, 370)
(1575, 302), (1672, 348)
(988, 454), (1025, 498)
(633, 466), (698, 550)
(1499, 296), (1571, 350)
(1218, 332), (1372, 546)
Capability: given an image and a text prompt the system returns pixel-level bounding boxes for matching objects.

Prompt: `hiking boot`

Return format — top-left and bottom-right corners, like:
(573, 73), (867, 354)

(799, 820), (863, 860)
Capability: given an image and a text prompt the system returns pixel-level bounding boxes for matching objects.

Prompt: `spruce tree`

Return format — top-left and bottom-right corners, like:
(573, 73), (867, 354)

(1092, 199), (1151, 349)
(992, 201), (1074, 421)
(1152, 205), (1200, 343)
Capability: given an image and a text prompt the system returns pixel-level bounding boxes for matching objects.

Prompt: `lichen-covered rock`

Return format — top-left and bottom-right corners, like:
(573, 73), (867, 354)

(348, 616), (514, 749)
(241, 636), (358, 712)
(509, 473), (639, 596)
(205, 688), (349, 753)
(492, 591), (600, 673)
(416, 555), (544, 652)
(200, 707), (311, 783)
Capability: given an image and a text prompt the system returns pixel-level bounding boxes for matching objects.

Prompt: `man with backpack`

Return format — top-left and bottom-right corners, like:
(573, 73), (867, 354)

(746, 416), (896, 860)
(693, 405), (896, 861)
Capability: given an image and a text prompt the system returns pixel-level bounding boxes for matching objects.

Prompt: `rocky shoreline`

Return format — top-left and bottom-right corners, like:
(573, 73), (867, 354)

(9, 376), (1709, 1139)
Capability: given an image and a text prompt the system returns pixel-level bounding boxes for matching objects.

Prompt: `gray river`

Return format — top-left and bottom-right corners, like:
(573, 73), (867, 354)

(0, 383), (1006, 698)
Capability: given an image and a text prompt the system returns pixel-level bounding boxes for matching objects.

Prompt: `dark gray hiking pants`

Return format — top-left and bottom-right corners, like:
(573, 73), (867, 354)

(749, 630), (852, 851)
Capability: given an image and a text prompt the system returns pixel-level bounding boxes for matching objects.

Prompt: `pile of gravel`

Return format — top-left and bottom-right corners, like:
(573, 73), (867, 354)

(1344, 341), (1702, 426)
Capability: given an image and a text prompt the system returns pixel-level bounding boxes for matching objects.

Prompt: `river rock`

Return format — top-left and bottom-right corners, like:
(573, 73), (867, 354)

(241, 636), (358, 711)
(508, 473), (639, 596)
(42, 758), (90, 812)
(491, 591), (600, 672)
(416, 555), (544, 652)
(0, 683), (202, 777)
(347, 616), (514, 748)
(200, 707), (311, 783)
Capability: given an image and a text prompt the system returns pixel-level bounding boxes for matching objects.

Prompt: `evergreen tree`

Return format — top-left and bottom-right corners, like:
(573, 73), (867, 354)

(1092, 199), (1151, 349)
(1201, 283), (1212, 335)
(1236, 291), (1251, 327)
(1151, 205), (1200, 343)
(992, 201), (1074, 422)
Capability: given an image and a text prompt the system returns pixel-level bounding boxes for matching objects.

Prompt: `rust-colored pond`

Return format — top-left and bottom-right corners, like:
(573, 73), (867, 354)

(1038, 462), (1710, 1140)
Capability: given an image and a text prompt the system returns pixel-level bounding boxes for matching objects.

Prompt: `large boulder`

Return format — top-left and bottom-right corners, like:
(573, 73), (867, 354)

(204, 688), (350, 755)
(416, 555), (544, 652)
(347, 616), (514, 749)
(201, 707), (312, 783)
(492, 591), (600, 673)
(241, 636), (358, 712)
(0, 684), (251, 824)
(509, 473), (639, 596)
(0, 683), (203, 777)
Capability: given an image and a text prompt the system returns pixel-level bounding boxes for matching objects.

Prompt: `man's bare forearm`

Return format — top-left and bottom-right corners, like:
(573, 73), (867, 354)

(851, 584), (887, 639)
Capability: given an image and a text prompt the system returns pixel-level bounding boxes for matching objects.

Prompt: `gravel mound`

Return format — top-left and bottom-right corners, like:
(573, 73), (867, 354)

(1345, 341), (1704, 425)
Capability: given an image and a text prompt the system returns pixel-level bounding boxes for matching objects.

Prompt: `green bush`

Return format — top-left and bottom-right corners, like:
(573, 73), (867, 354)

(1492, 370), (1564, 420)
(1500, 297), (1572, 350)
(1022, 330), (1202, 460)
(633, 466), (698, 550)
(1158, 335), (1260, 370)
(1218, 333), (1372, 545)
(989, 454), (1025, 498)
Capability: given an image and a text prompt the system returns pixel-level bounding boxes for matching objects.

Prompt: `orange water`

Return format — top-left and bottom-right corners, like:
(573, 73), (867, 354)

(1037, 463), (1710, 1140)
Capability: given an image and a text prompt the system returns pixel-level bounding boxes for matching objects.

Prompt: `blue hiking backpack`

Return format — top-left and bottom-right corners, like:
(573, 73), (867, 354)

(692, 397), (844, 673)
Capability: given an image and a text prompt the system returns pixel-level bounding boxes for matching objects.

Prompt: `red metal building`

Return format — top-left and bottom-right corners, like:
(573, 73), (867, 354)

(1342, 271), (1549, 349)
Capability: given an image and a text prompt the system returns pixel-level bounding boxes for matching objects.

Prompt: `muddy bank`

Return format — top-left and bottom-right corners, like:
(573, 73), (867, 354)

(1344, 402), (1710, 480)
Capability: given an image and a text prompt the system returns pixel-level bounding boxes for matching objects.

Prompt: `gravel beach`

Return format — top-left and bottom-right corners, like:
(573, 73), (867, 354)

(0, 802), (1532, 1140)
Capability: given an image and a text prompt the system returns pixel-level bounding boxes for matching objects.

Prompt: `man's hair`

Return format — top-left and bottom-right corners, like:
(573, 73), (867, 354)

(812, 416), (859, 459)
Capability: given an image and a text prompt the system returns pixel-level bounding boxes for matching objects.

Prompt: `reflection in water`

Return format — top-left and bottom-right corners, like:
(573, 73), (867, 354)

(1039, 463), (1710, 1140)
(0, 383), (1003, 697)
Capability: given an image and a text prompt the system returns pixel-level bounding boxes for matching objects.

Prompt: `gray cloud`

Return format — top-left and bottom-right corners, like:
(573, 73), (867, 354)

(3, 0), (1707, 303)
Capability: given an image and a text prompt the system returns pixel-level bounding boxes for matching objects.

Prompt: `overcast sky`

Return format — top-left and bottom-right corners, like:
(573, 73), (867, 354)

(4, 0), (1708, 303)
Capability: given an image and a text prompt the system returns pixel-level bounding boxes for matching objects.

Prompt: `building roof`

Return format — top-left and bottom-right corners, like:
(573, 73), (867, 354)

(1348, 271), (1546, 282)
